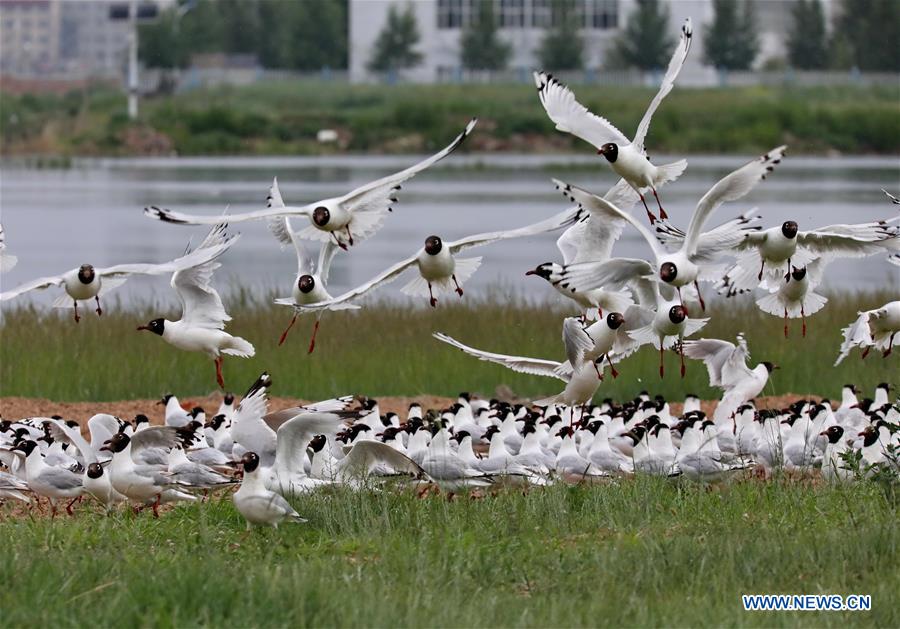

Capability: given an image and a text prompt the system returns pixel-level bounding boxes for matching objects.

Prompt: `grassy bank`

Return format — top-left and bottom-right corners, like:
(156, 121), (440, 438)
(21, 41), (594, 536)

(1, 479), (896, 626)
(0, 292), (896, 403)
(2, 81), (898, 158)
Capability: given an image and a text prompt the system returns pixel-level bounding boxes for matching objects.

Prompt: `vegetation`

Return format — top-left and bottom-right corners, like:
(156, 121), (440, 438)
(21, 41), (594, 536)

(611, 0), (673, 71)
(367, 4), (423, 75)
(460, 0), (512, 71)
(536, 0), (585, 72)
(1, 478), (897, 626)
(0, 291), (896, 403)
(704, 0), (759, 71)
(831, 0), (900, 72)
(1, 82), (898, 158)
(787, 0), (828, 70)
(139, 0), (348, 71)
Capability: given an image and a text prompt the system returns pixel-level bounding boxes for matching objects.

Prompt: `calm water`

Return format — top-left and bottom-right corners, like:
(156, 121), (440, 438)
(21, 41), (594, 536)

(1, 153), (898, 310)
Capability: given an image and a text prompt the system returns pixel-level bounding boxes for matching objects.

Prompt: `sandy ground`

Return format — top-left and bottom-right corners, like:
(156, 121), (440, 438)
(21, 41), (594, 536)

(0, 393), (817, 428)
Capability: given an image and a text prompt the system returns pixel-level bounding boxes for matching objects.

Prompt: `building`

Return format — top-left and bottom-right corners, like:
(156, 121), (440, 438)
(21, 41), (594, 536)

(0, 0), (62, 76)
(349, 0), (835, 84)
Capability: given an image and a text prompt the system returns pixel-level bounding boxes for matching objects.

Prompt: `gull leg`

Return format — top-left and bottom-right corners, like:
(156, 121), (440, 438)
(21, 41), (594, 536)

(428, 283), (437, 308)
(861, 346), (871, 359)
(757, 259), (766, 282)
(307, 319), (320, 354)
(332, 232), (348, 252)
(66, 496), (79, 516)
(659, 344), (665, 379)
(346, 226), (354, 247)
(597, 306), (603, 319)
(452, 274), (464, 297)
(694, 280), (706, 312)
(883, 332), (896, 358)
(677, 286), (688, 316)
(151, 494), (161, 519)
(651, 186), (667, 220)
(215, 357), (225, 389)
(95, 296), (103, 317)
(801, 305), (807, 338)
(606, 354), (619, 379)
(278, 314), (298, 346)
(679, 342), (686, 378)
(639, 193), (657, 225)
(784, 308), (789, 339)
(592, 360), (604, 380)
(73, 300), (80, 323)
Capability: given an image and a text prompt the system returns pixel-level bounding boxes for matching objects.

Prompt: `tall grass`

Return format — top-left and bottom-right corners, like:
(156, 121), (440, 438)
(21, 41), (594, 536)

(2, 81), (898, 156)
(0, 291), (896, 402)
(0, 479), (896, 626)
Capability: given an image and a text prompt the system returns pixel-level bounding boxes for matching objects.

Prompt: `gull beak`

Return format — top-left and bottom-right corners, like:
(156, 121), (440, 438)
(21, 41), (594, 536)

(773, 364), (781, 370)
(525, 269), (536, 276)
(99, 444), (110, 452)
(136, 325), (150, 331)
(819, 430), (828, 436)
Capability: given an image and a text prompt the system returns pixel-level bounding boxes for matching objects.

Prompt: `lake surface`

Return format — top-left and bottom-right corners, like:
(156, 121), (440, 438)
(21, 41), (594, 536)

(1, 153), (898, 311)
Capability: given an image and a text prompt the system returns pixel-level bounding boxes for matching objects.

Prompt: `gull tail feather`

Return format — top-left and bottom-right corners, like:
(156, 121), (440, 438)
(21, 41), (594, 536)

(653, 159), (688, 187)
(222, 336), (255, 358)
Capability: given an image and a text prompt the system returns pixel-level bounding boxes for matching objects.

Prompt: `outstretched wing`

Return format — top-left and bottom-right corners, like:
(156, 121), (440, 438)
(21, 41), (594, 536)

(0, 223), (17, 273)
(798, 222), (899, 258)
(47, 418), (98, 465)
(562, 317), (593, 368)
(274, 412), (347, 481)
(633, 18), (693, 152)
(683, 146), (786, 257)
(0, 272), (66, 301)
(556, 178), (638, 265)
(534, 72), (630, 150)
(432, 332), (567, 382)
(171, 223), (237, 329)
(96, 237), (235, 279)
(449, 205), (582, 254)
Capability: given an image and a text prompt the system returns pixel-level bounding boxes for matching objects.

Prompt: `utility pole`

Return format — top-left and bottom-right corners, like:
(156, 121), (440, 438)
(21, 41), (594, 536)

(128, 0), (139, 120)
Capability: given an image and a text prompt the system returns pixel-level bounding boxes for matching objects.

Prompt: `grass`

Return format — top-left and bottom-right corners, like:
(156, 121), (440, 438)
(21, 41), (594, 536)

(0, 291), (897, 403)
(1, 81), (899, 157)
(0, 478), (896, 626)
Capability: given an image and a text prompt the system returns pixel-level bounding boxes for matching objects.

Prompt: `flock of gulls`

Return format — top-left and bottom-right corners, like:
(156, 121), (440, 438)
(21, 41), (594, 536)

(1, 18), (898, 526)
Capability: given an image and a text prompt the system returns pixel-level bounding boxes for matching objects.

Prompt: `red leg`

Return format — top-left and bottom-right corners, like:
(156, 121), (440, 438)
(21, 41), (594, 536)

(452, 274), (464, 297)
(215, 357), (225, 389)
(346, 226), (354, 246)
(784, 308), (789, 339)
(95, 296), (103, 316)
(597, 307), (603, 319)
(884, 332), (896, 357)
(677, 287), (688, 317)
(694, 280), (706, 312)
(66, 496), (78, 516)
(152, 494), (161, 518)
(801, 305), (806, 338)
(278, 314), (298, 346)
(640, 193), (657, 225)
(651, 187), (667, 220)
(307, 319), (320, 354)
(659, 344), (665, 379)
(428, 283), (437, 308)
(332, 232), (348, 251)
(51, 503), (58, 519)
(861, 346), (871, 359)
(784, 258), (792, 283)
(73, 300), (80, 323)
(679, 343), (686, 378)
(592, 361), (604, 380)
(606, 354), (619, 379)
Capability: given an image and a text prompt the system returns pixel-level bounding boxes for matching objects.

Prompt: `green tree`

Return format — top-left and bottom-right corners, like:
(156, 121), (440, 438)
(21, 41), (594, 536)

(831, 0), (900, 71)
(139, 10), (188, 69)
(704, 0), (759, 70)
(612, 0), (673, 70)
(367, 4), (423, 73)
(460, 0), (511, 70)
(537, 0), (585, 71)
(284, 0), (348, 71)
(786, 0), (827, 69)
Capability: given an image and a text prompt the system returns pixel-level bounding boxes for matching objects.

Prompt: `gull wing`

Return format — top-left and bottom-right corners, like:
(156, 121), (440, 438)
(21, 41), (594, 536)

(534, 72), (631, 149)
(683, 146), (786, 257)
(0, 223), (17, 273)
(633, 18), (693, 152)
(47, 418), (98, 465)
(562, 317), (593, 368)
(274, 412), (346, 482)
(340, 441), (424, 478)
(0, 272), (66, 301)
(171, 223), (238, 329)
(449, 204), (582, 254)
(433, 332), (568, 382)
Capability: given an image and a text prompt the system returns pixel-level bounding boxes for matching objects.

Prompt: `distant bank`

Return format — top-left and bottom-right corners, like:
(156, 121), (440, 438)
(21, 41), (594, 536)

(1, 80), (898, 158)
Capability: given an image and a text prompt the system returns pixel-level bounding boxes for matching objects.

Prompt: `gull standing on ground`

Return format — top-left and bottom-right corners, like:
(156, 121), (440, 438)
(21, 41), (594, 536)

(0, 232), (235, 322)
(136, 223), (253, 389)
(533, 18), (692, 223)
(553, 145), (786, 311)
(834, 300), (900, 365)
(233, 452), (306, 529)
(144, 119), (477, 249)
(13, 440), (84, 516)
(296, 204), (583, 311)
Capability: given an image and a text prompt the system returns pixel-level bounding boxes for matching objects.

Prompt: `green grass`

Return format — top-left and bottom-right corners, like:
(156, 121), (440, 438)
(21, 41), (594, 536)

(0, 479), (896, 626)
(2, 81), (898, 157)
(0, 291), (897, 402)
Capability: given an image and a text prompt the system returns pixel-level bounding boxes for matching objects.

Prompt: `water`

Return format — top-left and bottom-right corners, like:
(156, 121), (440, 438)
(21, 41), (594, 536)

(1, 153), (898, 312)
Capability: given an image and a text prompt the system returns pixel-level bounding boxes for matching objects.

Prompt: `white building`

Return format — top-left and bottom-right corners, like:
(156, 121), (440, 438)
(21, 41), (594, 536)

(349, 0), (832, 84)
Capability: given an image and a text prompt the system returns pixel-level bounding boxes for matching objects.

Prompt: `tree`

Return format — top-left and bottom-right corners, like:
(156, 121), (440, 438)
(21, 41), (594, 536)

(704, 0), (759, 71)
(460, 0), (511, 70)
(786, 0), (827, 69)
(612, 0), (673, 70)
(537, 0), (584, 71)
(367, 4), (423, 73)
(831, 0), (900, 71)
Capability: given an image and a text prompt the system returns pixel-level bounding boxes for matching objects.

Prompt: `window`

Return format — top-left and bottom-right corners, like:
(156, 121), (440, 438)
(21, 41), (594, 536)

(500, 0), (524, 27)
(587, 0), (618, 29)
(531, 0), (551, 27)
(438, 0), (463, 28)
